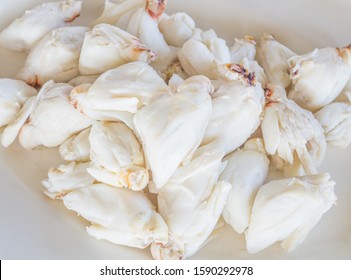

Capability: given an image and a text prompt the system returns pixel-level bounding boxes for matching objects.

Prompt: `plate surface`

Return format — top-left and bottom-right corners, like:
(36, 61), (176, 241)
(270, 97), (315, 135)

(0, 0), (351, 259)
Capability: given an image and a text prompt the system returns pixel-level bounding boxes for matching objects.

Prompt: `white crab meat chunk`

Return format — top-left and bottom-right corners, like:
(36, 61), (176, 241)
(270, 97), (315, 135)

(0, 79), (37, 128)
(134, 75), (212, 189)
(127, 1), (178, 72)
(62, 183), (168, 249)
(288, 46), (351, 112)
(230, 35), (256, 63)
(150, 141), (232, 260)
(91, 0), (146, 26)
(229, 36), (267, 87)
(70, 62), (169, 123)
(8, 81), (91, 149)
(256, 33), (296, 88)
(245, 174), (336, 253)
(158, 12), (196, 47)
(0, 0), (82, 52)
(88, 121), (148, 191)
(16, 26), (88, 87)
(202, 65), (264, 155)
(314, 93), (351, 148)
(178, 29), (231, 79)
(261, 84), (326, 175)
(42, 161), (95, 199)
(59, 127), (91, 162)
(220, 138), (269, 234)
(79, 24), (156, 76)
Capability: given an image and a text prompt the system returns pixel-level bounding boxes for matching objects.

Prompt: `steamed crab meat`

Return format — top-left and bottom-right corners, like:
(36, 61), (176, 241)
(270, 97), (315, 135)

(288, 45), (351, 112)
(133, 75), (212, 189)
(18, 81), (91, 149)
(0, 0), (82, 52)
(62, 183), (168, 249)
(0, 79), (37, 127)
(158, 12), (196, 47)
(256, 33), (296, 88)
(70, 62), (169, 123)
(178, 29), (231, 79)
(220, 138), (269, 234)
(127, 1), (178, 72)
(150, 141), (231, 260)
(59, 127), (91, 162)
(314, 93), (351, 148)
(261, 84), (326, 175)
(42, 161), (95, 199)
(16, 26), (88, 86)
(245, 174), (336, 253)
(230, 35), (256, 63)
(88, 121), (149, 191)
(202, 64), (264, 155)
(78, 24), (156, 76)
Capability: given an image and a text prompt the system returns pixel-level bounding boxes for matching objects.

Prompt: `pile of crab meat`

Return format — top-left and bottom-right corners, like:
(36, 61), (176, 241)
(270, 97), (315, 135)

(1, 0), (351, 259)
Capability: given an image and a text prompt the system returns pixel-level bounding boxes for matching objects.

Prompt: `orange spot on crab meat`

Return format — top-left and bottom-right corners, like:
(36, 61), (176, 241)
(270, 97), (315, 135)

(64, 12), (80, 23)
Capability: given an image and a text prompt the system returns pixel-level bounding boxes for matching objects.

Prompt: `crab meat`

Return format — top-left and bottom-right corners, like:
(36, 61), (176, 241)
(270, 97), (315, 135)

(127, 2), (178, 72)
(78, 24), (156, 76)
(314, 93), (351, 148)
(230, 35), (256, 63)
(91, 0), (148, 26)
(42, 161), (95, 199)
(261, 84), (326, 175)
(59, 127), (91, 162)
(256, 33), (296, 88)
(16, 26), (88, 86)
(134, 75), (212, 189)
(18, 81), (91, 149)
(150, 141), (231, 260)
(62, 183), (168, 249)
(202, 64), (264, 155)
(245, 174), (336, 253)
(220, 138), (269, 234)
(70, 62), (169, 124)
(288, 45), (351, 111)
(178, 29), (231, 79)
(0, 0), (82, 52)
(88, 121), (149, 191)
(0, 79), (37, 128)
(158, 12), (196, 47)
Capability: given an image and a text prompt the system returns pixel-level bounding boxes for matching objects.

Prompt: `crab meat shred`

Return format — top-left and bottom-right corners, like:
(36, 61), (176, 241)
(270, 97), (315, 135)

(261, 84), (326, 175)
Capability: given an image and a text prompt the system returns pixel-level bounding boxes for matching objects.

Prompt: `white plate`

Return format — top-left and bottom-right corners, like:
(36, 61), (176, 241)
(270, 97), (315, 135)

(0, 0), (351, 259)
